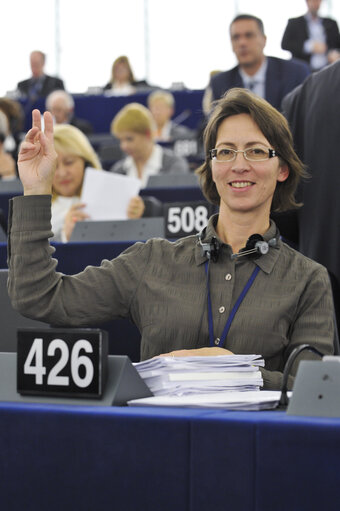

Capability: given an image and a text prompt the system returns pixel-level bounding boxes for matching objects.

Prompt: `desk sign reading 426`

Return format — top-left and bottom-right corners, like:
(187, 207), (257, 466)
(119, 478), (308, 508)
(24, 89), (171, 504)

(17, 328), (108, 398)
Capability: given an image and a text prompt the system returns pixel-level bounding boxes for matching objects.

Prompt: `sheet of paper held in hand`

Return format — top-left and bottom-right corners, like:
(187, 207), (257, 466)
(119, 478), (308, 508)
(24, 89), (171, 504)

(80, 167), (141, 220)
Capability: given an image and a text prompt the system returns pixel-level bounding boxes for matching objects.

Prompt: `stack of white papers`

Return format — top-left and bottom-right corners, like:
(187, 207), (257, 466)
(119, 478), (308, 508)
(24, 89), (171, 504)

(133, 355), (264, 396)
(128, 390), (282, 411)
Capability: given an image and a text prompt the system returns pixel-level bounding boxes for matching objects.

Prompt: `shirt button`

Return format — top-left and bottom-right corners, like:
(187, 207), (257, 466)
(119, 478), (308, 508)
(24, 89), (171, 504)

(214, 338), (220, 346)
(225, 273), (232, 281)
(219, 306), (225, 313)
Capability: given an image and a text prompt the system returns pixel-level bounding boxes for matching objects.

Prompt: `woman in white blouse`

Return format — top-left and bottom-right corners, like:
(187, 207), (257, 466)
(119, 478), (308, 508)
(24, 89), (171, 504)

(110, 102), (189, 187)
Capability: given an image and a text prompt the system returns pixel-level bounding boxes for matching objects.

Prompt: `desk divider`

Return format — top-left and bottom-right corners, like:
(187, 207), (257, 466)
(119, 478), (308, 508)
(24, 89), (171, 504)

(0, 352), (152, 406)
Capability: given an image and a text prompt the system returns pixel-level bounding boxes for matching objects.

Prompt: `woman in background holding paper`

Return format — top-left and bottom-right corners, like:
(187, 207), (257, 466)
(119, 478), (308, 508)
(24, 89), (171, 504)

(51, 124), (145, 242)
(110, 103), (189, 187)
(8, 89), (335, 390)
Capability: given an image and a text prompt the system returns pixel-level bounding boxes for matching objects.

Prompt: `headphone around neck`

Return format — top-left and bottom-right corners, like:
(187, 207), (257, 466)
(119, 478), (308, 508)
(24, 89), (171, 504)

(197, 229), (278, 263)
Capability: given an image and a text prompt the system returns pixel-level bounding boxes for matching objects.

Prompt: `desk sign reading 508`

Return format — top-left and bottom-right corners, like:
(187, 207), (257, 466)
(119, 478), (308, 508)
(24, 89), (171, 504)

(17, 328), (108, 398)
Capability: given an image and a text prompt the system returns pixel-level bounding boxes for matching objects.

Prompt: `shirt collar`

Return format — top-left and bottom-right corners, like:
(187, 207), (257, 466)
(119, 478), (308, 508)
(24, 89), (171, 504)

(239, 57), (267, 86)
(160, 121), (172, 141)
(305, 12), (321, 23)
(194, 214), (281, 274)
(32, 74), (45, 83)
(123, 144), (163, 187)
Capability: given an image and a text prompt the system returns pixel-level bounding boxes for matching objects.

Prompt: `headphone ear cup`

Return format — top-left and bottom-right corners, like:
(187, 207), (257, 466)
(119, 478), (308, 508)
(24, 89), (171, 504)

(210, 237), (220, 263)
(197, 233), (220, 262)
(245, 234), (264, 251)
(200, 241), (212, 259)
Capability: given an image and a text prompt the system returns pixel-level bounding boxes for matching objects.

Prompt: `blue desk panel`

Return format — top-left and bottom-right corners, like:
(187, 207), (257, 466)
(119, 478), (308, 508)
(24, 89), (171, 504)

(54, 240), (134, 274)
(255, 414), (340, 510)
(140, 185), (204, 203)
(190, 409), (340, 511)
(0, 240), (133, 273)
(0, 404), (196, 511)
(0, 404), (339, 511)
(22, 89), (205, 133)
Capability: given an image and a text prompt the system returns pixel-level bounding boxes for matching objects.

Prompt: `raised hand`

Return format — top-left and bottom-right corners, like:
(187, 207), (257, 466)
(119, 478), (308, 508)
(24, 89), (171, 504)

(18, 109), (57, 195)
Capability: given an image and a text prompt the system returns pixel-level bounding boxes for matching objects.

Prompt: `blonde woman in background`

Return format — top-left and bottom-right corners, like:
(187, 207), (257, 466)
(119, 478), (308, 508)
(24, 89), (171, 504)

(52, 124), (144, 242)
(111, 102), (189, 187)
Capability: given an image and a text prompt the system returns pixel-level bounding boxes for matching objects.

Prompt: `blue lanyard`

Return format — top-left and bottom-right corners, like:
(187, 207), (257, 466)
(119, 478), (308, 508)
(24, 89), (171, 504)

(204, 261), (260, 348)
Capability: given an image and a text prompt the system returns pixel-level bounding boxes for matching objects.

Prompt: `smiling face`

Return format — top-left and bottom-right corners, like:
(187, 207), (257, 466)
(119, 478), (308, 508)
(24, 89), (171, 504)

(212, 113), (289, 219)
(53, 153), (85, 197)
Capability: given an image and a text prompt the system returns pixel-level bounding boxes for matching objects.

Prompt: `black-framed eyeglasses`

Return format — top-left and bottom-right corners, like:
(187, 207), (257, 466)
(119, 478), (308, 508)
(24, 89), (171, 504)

(209, 147), (279, 162)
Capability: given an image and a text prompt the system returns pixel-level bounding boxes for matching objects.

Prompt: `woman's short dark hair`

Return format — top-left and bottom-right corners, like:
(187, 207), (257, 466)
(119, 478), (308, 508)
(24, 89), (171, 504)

(196, 88), (306, 212)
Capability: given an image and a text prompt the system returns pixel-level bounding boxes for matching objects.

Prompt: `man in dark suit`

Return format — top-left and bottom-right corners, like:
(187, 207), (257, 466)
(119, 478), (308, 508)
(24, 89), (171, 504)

(281, 0), (340, 71)
(281, 61), (340, 330)
(17, 51), (64, 103)
(46, 90), (93, 136)
(204, 14), (310, 113)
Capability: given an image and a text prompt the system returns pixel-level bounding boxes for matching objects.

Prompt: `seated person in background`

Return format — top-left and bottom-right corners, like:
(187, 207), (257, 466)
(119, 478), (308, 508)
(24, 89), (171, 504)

(147, 90), (195, 141)
(17, 50), (64, 104)
(51, 124), (145, 242)
(0, 111), (16, 180)
(9, 88), (334, 389)
(0, 97), (25, 162)
(103, 55), (151, 96)
(281, 0), (340, 71)
(110, 103), (189, 187)
(202, 70), (222, 116)
(204, 14), (310, 113)
(46, 90), (93, 135)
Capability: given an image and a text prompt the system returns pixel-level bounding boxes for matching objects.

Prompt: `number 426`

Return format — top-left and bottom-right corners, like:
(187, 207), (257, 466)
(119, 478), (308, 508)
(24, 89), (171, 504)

(24, 337), (94, 388)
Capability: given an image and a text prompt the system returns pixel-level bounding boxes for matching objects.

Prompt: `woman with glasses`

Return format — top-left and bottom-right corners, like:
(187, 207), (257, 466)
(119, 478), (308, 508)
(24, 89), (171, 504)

(8, 88), (334, 390)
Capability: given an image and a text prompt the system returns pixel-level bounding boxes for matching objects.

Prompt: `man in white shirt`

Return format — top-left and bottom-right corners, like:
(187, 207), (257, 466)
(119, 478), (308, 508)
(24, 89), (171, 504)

(281, 0), (340, 71)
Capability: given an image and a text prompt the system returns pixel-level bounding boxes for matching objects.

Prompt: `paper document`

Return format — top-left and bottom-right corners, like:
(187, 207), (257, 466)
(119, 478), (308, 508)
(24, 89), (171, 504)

(80, 167), (141, 220)
(128, 390), (283, 411)
(134, 355), (265, 396)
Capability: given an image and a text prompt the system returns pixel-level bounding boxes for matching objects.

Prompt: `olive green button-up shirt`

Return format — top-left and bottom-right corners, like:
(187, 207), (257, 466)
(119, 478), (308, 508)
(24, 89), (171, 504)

(8, 195), (334, 389)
